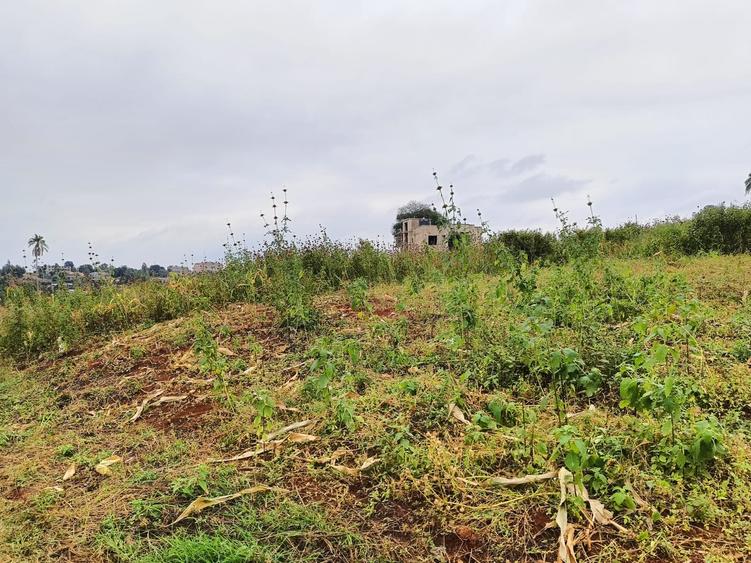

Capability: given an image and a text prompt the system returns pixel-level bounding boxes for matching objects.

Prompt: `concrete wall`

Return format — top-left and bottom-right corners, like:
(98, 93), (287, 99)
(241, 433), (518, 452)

(395, 218), (482, 250)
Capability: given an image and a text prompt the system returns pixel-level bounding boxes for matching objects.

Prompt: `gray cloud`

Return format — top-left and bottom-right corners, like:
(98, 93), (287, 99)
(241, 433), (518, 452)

(449, 155), (481, 178)
(506, 173), (590, 203)
(510, 155), (546, 176)
(450, 154), (546, 179)
(1, 1), (750, 265)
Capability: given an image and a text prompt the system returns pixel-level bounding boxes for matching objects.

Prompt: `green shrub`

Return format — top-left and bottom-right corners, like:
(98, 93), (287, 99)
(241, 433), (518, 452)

(347, 278), (369, 311)
(490, 230), (558, 263)
(686, 203), (751, 254)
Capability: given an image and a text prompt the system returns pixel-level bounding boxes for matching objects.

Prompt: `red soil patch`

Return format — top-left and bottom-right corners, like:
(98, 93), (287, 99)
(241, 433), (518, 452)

(330, 296), (398, 320)
(2, 486), (31, 501)
(372, 303), (396, 318)
(143, 399), (214, 432)
(433, 529), (490, 562)
(285, 472), (344, 504)
(374, 499), (420, 545)
(528, 506), (550, 536)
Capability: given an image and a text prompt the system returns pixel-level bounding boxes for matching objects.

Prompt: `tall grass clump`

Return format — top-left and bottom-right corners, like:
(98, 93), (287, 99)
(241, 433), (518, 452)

(0, 273), (254, 360)
(263, 246), (319, 331)
(604, 218), (690, 257)
(252, 191), (320, 331)
(551, 196), (604, 262)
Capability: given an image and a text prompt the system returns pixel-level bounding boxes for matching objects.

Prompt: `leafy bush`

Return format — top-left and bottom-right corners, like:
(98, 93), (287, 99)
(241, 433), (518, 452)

(603, 203), (751, 256)
(685, 203), (751, 254)
(347, 278), (369, 311)
(604, 221), (644, 245)
(489, 230), (558, 263)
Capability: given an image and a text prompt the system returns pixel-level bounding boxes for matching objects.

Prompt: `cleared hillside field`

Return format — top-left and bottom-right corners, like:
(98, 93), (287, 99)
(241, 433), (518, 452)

(1, 255), (751, 562)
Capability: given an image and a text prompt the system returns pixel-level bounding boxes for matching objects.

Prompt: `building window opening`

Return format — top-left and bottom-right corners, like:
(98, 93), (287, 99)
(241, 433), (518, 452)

(428, 235), (438, 246)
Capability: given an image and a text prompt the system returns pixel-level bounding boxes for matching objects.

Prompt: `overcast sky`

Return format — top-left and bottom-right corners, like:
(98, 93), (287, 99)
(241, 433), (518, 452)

(2, 1), (750, 266)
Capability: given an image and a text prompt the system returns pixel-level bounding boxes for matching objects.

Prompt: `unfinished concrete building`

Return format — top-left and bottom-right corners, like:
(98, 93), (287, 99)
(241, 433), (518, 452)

(394, 217), (482, 251)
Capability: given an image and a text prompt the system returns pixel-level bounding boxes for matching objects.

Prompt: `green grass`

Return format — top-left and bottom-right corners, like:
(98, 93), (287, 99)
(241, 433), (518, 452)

(139, 532), (278, 563)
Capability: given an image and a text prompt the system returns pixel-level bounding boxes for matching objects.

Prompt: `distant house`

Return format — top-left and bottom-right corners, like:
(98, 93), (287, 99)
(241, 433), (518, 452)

(168, 265), (191, 275)
(193, 261), (223, 273)
(58, 270), (85, 291)
(394, 217), (482, 251)
(23, 269), (86, 293)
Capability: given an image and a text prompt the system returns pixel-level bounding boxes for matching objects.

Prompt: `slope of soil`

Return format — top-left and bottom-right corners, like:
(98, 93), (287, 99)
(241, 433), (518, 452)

(1, 256), (751, 562)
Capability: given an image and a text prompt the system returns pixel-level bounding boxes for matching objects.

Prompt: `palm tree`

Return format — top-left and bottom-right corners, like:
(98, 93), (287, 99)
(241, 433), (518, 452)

(27, 234), (48, 272)
(745, 173), (751, 195)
